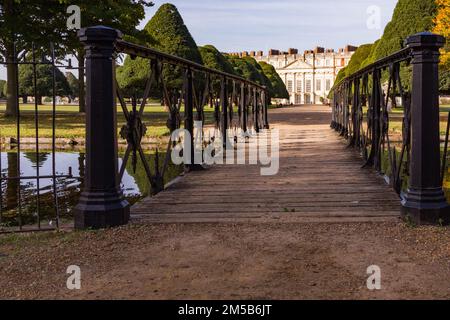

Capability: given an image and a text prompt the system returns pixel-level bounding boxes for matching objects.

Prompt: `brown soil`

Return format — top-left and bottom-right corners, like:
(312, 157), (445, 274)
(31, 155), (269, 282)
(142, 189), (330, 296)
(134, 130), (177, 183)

(0, 221), (449, 300)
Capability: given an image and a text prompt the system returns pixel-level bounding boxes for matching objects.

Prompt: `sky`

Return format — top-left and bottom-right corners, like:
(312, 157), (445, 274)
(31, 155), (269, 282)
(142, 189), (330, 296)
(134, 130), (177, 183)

(0, 0), (397, 80)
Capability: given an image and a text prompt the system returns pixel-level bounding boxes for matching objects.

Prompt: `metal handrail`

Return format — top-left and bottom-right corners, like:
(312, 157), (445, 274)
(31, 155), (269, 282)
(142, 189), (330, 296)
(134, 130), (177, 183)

(333, 47), (412, 90)
(116, 39), (267, 90)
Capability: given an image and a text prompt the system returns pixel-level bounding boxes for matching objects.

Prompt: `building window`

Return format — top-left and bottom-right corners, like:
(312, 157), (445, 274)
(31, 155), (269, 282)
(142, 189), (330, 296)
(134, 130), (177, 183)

(296, 80), (302, 93)
(306, 80), (311, 93)
(326, 59), (331, 66)
(326, 79), (331, 91)
(316, 79), (321, 91)
(287, 80), (293, 92)
(295, 94), (301, 104)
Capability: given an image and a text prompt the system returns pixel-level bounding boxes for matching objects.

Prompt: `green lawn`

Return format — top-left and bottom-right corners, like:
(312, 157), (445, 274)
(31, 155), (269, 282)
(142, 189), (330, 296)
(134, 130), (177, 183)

(359, 105), (450, 136)
(0, 104), (217, 140)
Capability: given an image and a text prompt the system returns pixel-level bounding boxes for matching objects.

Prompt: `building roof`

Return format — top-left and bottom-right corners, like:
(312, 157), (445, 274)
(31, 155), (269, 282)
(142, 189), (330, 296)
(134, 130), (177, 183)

(281, 59), (313, 70)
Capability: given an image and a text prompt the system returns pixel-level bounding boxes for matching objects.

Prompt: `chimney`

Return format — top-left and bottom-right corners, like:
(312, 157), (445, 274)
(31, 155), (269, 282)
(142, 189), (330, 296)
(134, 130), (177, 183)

(268, 49), (280, 56)
(345, 45), (358, 53)
(288, 48), (298, 55)
(313, 46), (325, 54)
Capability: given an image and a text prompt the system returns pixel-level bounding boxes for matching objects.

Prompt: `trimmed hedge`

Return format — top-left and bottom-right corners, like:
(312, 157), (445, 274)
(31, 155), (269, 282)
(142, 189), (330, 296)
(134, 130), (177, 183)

(117, 3), (203, 95)
(258, 61), (289, 99)
(198, 45), (235, 75)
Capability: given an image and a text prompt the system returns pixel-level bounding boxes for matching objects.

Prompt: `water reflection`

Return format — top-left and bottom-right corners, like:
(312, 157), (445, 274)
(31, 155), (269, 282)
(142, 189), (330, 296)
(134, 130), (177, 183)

(0, 151), (182, 227)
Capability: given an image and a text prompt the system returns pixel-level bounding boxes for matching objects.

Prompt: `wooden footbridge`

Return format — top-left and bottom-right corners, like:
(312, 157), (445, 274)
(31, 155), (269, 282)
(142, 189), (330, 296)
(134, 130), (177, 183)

(72, 28), (448, 228)
(5, 27), (446, 232)
(0, 26), (450, 231)
(132, 105), (400, 223)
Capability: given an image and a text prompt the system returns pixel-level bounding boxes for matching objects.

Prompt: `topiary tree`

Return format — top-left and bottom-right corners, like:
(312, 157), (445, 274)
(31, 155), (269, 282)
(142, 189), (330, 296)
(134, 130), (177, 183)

(117, 3), (203, 96)
(18, 61), (71, 105)
(329, 44), (374, 96)
(258, 61), (289, 99)
(338, 0), (438, 95)
(345, 44), (374, 75)
(65, 72), (79, 102)
(367, 0), (437, 64)
(198, 45), (235, 74)
(226, 55), (278, 100)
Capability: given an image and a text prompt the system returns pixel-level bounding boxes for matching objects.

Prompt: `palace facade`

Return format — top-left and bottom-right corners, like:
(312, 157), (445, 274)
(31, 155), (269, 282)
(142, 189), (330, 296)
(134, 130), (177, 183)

(231, 45), (357, 105)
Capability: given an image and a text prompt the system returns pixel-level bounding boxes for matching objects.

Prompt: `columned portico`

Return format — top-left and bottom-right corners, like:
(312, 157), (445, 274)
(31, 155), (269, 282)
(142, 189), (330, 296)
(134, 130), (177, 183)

(255, 46), (357, 105)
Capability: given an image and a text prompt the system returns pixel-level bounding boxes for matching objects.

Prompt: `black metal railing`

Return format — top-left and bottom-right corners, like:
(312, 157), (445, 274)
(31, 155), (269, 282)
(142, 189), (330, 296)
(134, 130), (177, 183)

(331, 32), (449, 225)
(73, 26), (269, 229)
(0, 43), (78, 233)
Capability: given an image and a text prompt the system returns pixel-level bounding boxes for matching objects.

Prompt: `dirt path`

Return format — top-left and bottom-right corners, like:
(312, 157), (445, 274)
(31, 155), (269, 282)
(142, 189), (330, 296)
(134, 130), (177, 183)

(0, 105), (449, 299)
(0, 221), (449, 299)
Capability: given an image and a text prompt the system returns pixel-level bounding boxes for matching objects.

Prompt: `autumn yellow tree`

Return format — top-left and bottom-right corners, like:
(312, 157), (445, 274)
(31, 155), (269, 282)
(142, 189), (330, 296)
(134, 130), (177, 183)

(434, 0), (450, 67)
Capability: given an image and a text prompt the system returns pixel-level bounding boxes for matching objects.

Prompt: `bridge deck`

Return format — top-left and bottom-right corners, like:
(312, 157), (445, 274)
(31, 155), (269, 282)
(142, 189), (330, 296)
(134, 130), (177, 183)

(132, 105), (400, 223)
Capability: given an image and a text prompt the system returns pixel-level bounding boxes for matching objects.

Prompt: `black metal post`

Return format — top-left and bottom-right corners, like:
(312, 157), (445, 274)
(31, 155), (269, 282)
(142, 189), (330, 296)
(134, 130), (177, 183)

(402, 32), (449, 224)
(351, 78), (360, 147)
(331, 94), (336, 129)
(184, 68), (199, 171)
(263, 89), (270, 129)
(342, 83), (348, 137)
(221, 76), (228, 148)
(253, 87), (259, 133)
(241, 83), (248, 132)
(74, 26), (130, 229)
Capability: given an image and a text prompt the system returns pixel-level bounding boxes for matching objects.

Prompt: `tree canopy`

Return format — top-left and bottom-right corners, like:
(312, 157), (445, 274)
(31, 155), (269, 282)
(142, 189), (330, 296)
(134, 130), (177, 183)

(226, 56), (267, 85)
(66, 72), (79, 99)
(0, 0), (70, 116)
(329, 43), (374, 93)
(61, 0), (154, 112)
(117, 3), (203, 94)
(434, 0), (450, 94)
(333, 0), (450, 94)
(361, 0), (437, 67)
(0, 0), (154, 115)
(224, 55), (290, 100)
(198, 45), (235, 75)
(18, 60), (71, 103)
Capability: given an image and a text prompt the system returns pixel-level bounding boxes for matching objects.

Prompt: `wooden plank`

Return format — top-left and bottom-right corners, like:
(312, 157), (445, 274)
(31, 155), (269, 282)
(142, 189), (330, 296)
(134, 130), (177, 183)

(131, 105), (402, 223)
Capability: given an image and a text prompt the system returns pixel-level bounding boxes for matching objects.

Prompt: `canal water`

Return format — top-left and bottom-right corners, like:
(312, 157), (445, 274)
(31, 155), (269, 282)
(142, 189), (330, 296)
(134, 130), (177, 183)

(0, 151), (183, 227)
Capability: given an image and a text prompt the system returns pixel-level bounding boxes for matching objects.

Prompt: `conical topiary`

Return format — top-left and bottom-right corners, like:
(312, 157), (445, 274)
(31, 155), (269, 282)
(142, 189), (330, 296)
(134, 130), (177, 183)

(117, 3), (203, 95)
(198, 45), (235, 75)
(258, 61), (288, 99)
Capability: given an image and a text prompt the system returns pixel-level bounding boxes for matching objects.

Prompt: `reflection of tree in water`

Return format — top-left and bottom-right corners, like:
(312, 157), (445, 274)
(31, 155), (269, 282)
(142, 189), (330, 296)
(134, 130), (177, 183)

(24, 152), (50, 169)
(0, 150), (183, 229)
(5, 152), (19, 210)
(124, 151), (183, 202)
(1, 152), (37, 226)
(1, 152), (82, 228)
